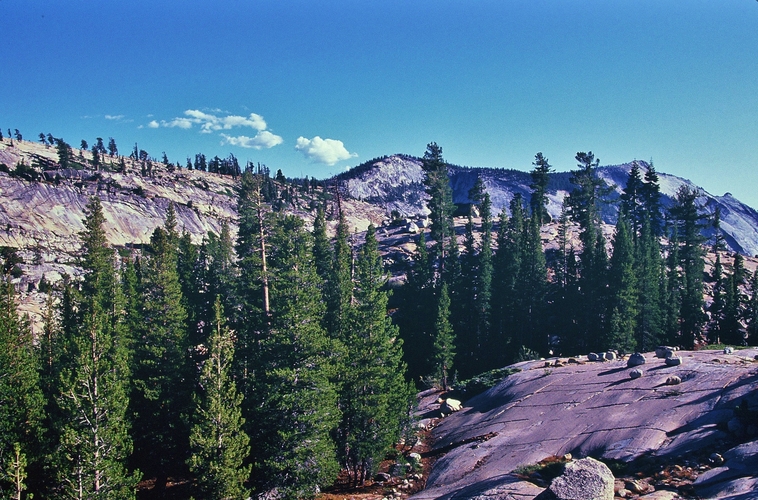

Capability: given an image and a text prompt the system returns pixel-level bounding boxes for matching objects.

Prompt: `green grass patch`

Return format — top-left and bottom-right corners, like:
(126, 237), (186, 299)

(453, 367), (520, 397)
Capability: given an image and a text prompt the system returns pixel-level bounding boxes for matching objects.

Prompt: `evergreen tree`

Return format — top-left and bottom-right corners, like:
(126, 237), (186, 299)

(336, 225), (412, 485)
(188, 297), (250, 499)
(490, 200), (523, 364)
(620, 161), (644, 242)
(453, 212), (478, 376)
(566, 152), (610, 351)
(517, 214), (548, 356)
(324, 210), (353, 341)
(312, 205), (332, 282)
(668, 186), (707, 348)
(56, 138), (73, 169)
(709, 252), (726, 343)
(233, 172), (268, 410)
(107, 138), (118, 157)
(54, 197), (137, 499)
(634, 217), (664, 351)
(641, 162), (664, 237)
(721, 254), (747, 346)
(0, 273), (44, 499)
(250, 215), (340, 499)
(422, 143), (455, 261)
(397, 232), (436, 382)
(606, 213), (638, 352)
(474, 193), (494, 366)
(746, 270), (758, 346)
(433, 283), (455, 391)
(530, 152), (552, 225)
(130, 207), (190, 489)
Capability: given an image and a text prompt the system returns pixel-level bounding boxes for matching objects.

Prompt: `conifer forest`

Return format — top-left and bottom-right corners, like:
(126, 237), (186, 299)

(2, 141), (758, 499)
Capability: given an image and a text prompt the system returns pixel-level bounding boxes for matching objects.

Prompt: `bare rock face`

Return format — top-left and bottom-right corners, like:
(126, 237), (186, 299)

(411, 348), (758, 500)
(535, 458), (614, 500)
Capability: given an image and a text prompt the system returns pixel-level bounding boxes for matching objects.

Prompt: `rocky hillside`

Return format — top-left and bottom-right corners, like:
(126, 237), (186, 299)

(336, 155), (758, 257)
(411, 348), (758, 500)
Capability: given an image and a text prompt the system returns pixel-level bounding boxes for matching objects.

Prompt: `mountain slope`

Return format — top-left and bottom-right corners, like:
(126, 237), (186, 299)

(337, 155), (758, 257)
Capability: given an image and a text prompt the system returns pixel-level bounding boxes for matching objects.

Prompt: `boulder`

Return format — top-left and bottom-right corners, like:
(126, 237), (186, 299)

(665, 375), (681, 385)
(604, 351), (617, 361)
(588, 352), (600, 361)
(627, 352), (646, 368)
(723, 346), (734, 354)
(535, 457), (615, 500)
(629, 369), (643, 379)
(406, 222), (419, 234)
(665, 356), (683, 366)
(655, 346), (676, 358)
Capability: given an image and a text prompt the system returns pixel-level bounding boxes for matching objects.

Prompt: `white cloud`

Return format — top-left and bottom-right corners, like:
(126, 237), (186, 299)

(295, 136), (357, 165)
(105, 114), (124, 121)
(164, 118), (193, 129)
(221, 131), (284, 150)
(144, 109), (282, 149)
(180, 109), (267, 133)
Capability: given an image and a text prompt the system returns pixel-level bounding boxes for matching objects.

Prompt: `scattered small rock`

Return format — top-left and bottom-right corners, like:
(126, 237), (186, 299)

(630, 368), (643, 379)
(723, 346), (733, 354)
(627, 352), (646, 367)
(665, 356), (683, 366)
(665, 375), (682, 385)
(625, 479), (651, 494)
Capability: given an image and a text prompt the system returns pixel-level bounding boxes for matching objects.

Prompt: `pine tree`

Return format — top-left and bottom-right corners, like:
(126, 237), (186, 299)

(606, 213), (638, 352)
(433, 283), (455, 391)
(422, 143), (455, 262)
(517, 214), (548, 356)
(453, 212), (478, 376)
(721, 254), (747, 346)
(312, 205), (332, 282)
(641, 162), (664, 237)
(336, 225), (412, 485)
(474, 193), (494, 367)
(251, 215), (340, 499)
(621, 161), (644, 243)
(490, 201), (522, 364)
(668, 186), (707, 348)
(0, 273), (44, 498)
(745, 270), (758, 346)
(324, 210), (353, 341)
(54, 197), (137, 499)
(130, 208), (190, 489)
(188, 297), (251, 499)
(635, 217), (664, 351)
(530, 152), (552, 225)
(233, 171), (269, 411)
(397, 232), (436, 382)
(566, 152), (610, 351)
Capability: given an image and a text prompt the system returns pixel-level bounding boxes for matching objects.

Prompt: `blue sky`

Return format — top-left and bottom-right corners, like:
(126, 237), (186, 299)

(2, 1), (757, 206)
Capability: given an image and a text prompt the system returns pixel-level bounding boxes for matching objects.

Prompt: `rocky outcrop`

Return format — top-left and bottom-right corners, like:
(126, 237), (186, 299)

(411, 349), (758, 500)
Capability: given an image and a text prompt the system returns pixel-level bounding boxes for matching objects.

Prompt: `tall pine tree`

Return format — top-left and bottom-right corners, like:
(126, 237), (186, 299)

(54, 197), (137, 499)
(187, 297), (251, 499)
